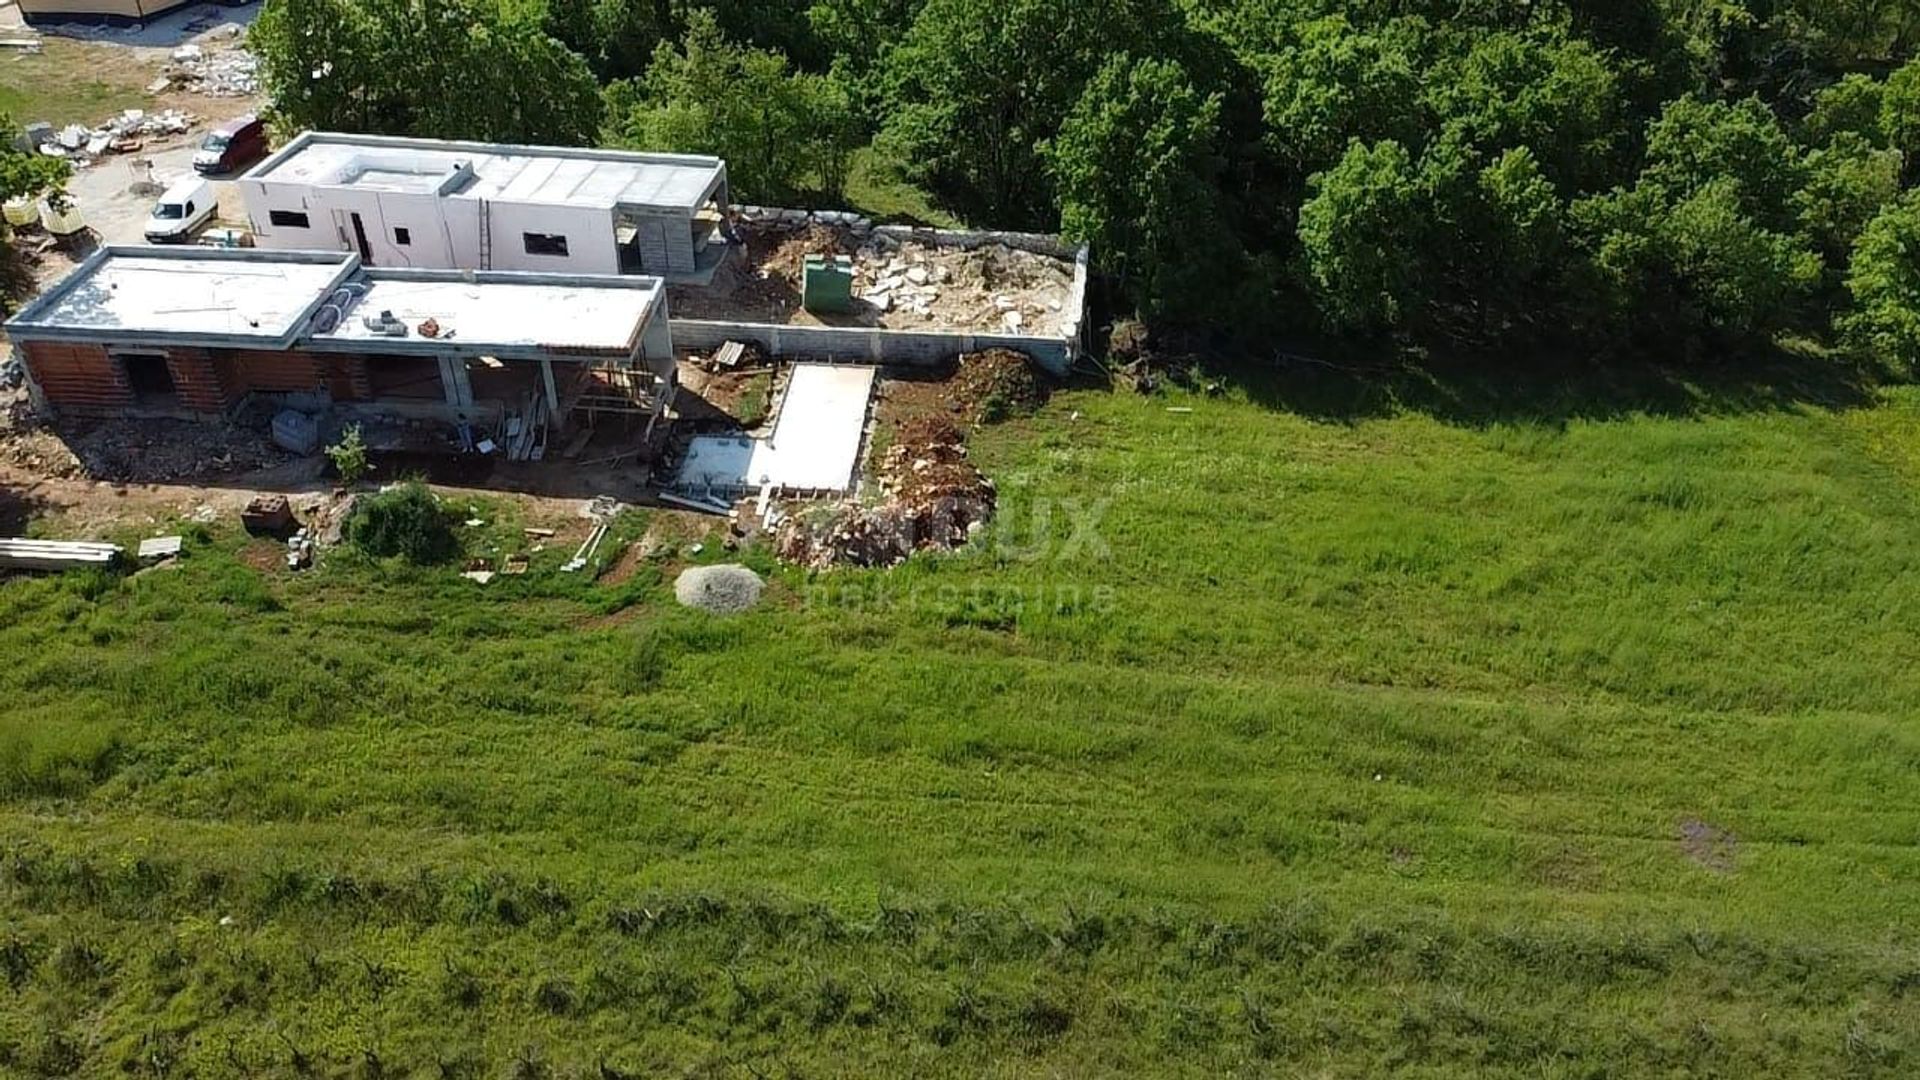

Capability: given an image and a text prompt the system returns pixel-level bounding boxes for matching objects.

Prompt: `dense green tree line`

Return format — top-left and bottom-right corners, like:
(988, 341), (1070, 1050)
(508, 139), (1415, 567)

(249, 0), (1920, 365)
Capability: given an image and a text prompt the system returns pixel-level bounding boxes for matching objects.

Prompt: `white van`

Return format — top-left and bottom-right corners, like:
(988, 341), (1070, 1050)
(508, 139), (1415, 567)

(145, 177), (216, 244)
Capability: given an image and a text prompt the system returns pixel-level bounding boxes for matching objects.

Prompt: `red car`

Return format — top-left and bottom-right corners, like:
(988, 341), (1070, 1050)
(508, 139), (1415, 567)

(193, 114), (267, 175)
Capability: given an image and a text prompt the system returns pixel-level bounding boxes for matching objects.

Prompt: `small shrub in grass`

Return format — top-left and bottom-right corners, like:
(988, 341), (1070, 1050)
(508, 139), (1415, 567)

(347, 482), (459, 564)
(326, 424), (370, 485)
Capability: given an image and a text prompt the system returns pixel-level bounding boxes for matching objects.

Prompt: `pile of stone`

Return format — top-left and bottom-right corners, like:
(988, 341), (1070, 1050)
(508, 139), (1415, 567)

(674, 564), (766, 613)
(860, 253), (952, 318)
(774, 417), (995, 570)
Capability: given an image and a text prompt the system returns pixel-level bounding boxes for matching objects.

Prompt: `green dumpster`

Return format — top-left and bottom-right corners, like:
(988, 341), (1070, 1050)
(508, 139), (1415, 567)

(802, 254), (855, 314)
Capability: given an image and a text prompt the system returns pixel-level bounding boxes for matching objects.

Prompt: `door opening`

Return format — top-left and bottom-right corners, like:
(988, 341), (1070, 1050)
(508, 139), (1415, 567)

(118, 351), (176, 401)
(350, 212), (373, 263)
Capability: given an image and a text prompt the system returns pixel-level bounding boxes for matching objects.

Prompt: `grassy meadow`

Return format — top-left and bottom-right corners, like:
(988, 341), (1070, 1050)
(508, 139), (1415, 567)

(1, 362), (1919, 1076)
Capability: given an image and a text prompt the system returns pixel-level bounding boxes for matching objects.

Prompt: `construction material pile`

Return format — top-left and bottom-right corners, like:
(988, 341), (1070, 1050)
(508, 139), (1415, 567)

(31, 109), (198, 166)
(674, 564), (765, 613)
(774, 417), (995, 570)
(151, 43), (259, 97)
(950, 349), (1046, 422)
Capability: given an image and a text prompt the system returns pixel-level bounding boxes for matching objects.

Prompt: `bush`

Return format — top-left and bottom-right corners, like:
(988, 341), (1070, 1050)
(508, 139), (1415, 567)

(327, 424), (370, 485)
(346, 482), (459, 565)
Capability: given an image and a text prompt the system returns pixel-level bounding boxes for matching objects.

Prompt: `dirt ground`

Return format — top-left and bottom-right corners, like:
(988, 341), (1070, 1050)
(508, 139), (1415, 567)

(0, 380), (669, 542)
(667, 223), (1074, 336)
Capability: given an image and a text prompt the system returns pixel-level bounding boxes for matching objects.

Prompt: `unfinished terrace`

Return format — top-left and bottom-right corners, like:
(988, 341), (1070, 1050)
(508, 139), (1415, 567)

(2, 247), (676, 447)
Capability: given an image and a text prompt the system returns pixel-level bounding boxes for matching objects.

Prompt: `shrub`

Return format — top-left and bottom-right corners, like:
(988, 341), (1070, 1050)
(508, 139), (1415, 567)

(347, 482), (459, 564)
(326, 424), (370, 485)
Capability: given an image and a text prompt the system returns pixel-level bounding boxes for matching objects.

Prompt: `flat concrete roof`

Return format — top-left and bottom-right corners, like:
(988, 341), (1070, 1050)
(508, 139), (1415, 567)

(244, 131), (727, 215)
(4, 247), (356, 348)
(317, 270), (663, 356)
(6, 247), (666, 360)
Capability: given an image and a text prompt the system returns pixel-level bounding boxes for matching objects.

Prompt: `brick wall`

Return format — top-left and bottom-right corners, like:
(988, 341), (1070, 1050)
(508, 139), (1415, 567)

(17, 341), (384, 417)
(216, 349), (371, 402)
(17, 341), (134, 411)
(163, 348), (232, 412)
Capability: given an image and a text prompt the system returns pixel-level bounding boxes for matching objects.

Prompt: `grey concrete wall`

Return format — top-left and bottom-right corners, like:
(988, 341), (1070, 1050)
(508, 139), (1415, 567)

(668, 319), (1073, 376)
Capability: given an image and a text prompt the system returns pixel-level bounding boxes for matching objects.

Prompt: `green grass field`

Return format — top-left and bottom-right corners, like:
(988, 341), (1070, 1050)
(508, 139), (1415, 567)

(1, 362), (1918, 1076)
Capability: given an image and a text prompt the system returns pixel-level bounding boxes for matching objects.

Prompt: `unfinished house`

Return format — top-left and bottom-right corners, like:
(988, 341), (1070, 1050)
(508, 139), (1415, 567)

(236, 132), (730, 282)
(4, 247), (677, 446)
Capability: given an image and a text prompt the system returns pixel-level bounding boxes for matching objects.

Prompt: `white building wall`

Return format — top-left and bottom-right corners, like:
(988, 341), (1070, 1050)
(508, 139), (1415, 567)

(485, 201), (619, 275)
(239, 179), (335, 253)
(242, 183), (624, 275)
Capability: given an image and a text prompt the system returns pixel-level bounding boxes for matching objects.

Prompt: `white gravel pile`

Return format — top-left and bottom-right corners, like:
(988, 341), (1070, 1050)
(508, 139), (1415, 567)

(674, 564), (765, 614)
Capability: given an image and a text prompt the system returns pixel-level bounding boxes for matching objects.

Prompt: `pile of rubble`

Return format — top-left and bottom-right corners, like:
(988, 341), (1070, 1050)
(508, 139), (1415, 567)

(0, 391), (86, 479)
(854, 243), (1067, 334)
(774, 417), (995, 570)
(674, 220), (1074, 335)
(29, 108), (198, 167)
(949, 349), (1046, 422)
(148, 42), (259, 98)
(0, 394), (287, 484)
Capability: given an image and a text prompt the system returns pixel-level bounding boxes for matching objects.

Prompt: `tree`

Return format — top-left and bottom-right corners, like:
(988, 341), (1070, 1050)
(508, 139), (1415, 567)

(1794, 132), (1903, 266)
(607, 11), (858, 202)
(1296, 139), (1431, 333)
(1249, 14), (1427, 175)
(877, 0), (1195, 227)
(251, 0), (602, 143)
(1045, 56), (1234, 319)
(1575, 178), (1822, 347)
(1842, 192), (1920, 372)
(1774, 0), (1919, 67)
(1803, 74), (1886, 146)
(1884, 57), (1920, 182)
(1423, 30), (1626, 190)
(1639, 96), (1806, 232)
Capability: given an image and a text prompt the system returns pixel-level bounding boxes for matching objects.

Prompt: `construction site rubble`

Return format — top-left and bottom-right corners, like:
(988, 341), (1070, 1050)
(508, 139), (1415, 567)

(151, 44), (259, 98)
(0, 391), (287, 483)
(29, 108), (199, 168)
(774, 417), (995, 570)
(671, 218), (1075, 335)
(949, 349), (1047, 422)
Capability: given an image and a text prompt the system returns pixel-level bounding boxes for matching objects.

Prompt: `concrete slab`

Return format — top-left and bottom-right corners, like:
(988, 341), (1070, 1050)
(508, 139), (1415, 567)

(674, 363), (876, 494)
(324, 273), (662, 354)
(5, 247), (354, 343)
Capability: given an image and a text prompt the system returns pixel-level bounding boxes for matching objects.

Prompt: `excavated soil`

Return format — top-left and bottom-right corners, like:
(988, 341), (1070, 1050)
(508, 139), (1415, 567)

(774, 415), (995, 570)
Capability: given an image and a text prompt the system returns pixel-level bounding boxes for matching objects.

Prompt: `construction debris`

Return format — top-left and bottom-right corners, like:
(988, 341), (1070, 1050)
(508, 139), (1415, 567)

(562, 496), (623, 572)
(674, 564), (765, 613)
(0, 400), (288, 484)
(671, 221), (1073, 334)
(949, 349), (1046, 422)
(137, 535), (184, 562)
(285, 528), (315, 570)
(774, 417), (994, 569)
(241, 495), (295, 536)
(154, 44), (259, 98)
(33, 108), (198, 169)
(0, 538), (122, 572)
